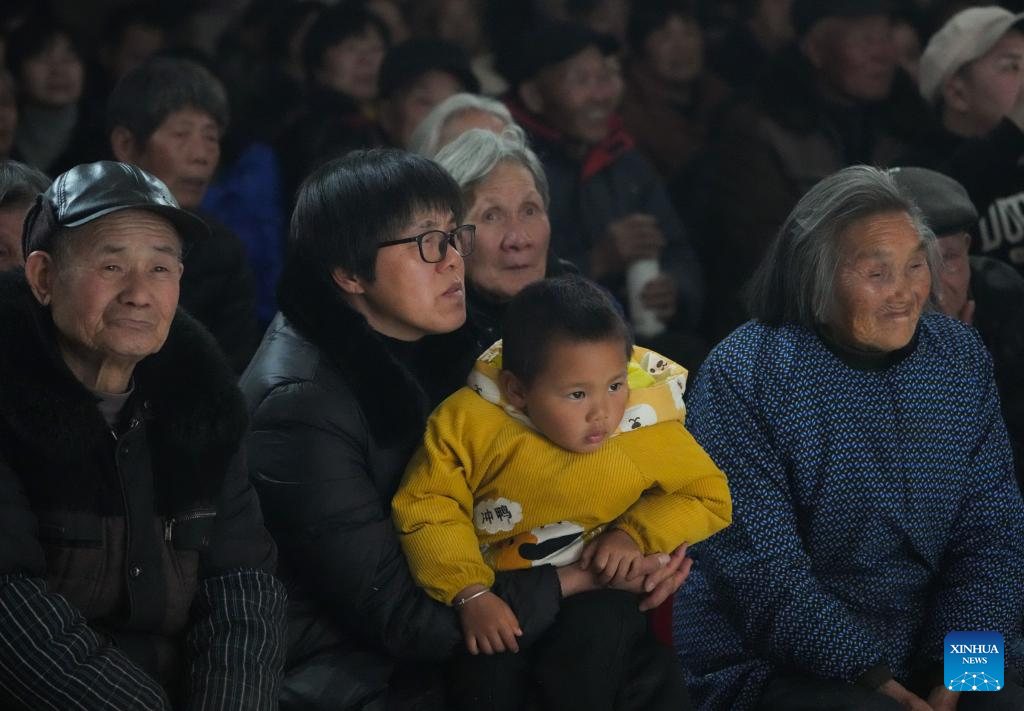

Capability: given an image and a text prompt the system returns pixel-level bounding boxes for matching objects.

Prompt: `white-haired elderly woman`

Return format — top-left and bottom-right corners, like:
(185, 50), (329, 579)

(409, 92), (512, 158)
(675, 166), (1024, 711)
(433, 126), (555, 351)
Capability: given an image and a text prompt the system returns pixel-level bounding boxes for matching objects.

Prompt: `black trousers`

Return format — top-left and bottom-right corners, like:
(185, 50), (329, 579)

(757, 671), (1024, 711)
(449, 589), (691, 711)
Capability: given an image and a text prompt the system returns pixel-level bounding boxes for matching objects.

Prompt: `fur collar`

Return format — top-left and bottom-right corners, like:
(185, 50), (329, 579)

(276, 263), (475, 446)
(0, 270), (246, 511)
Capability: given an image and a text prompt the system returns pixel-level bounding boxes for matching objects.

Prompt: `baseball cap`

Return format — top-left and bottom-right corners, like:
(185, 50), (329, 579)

(919, 6), (1024, 105)
(378, 38), (480, 100)
(888, 166), (978, 237)
(22, 161), (209, 258)
(791, 0), (892, 38)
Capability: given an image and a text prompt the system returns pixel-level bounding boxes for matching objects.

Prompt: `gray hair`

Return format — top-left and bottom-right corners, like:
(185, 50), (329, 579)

(434, 126), (550, 209)
(0, 160), (51, 212)
(747, 165), (941, 328)
(409, 92), (513, 158)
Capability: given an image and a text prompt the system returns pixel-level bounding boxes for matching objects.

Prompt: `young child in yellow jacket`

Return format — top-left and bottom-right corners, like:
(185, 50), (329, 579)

(393, 276), (731, 709)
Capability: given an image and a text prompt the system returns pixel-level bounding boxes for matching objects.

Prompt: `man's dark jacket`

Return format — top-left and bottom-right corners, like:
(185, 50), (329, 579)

(0, 271), (285, 709)
(970, 256), (1024, 490)
(182, 209), (262, 373)
(240, 264), (562, 710)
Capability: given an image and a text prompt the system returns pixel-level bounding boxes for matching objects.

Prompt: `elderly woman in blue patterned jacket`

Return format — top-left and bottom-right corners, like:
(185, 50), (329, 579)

(675, 165), (1024, 711)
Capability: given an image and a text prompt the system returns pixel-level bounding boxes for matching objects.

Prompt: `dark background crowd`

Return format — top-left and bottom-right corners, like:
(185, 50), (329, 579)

(1, 0), (1022, 482)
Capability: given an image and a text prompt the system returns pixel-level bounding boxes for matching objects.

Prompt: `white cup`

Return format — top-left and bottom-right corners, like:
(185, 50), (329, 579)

(626, 258), (665, 338)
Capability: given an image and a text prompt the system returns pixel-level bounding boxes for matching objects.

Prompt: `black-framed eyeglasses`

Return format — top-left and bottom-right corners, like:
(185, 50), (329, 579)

(378, 224), (475, 264)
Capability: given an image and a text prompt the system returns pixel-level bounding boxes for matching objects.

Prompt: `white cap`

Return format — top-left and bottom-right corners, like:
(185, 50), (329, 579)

(919, 6), (1024, 105)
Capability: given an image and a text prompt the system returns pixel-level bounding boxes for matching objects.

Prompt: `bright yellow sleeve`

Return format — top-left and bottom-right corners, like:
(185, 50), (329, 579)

(392, 390), (496, 604)
(612, 422), (732, 553)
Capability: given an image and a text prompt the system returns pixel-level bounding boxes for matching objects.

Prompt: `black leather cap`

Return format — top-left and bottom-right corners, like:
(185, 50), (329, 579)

(889, 166), (978, 237)
(22, 161), (209, 258)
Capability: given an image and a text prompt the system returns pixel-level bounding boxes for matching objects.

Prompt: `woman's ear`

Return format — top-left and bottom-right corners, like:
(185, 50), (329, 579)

(498, 369), (528, 410)
(24, 251), (56, 306)
(331, 266), (365, 295)
(110, 125), (140, 163)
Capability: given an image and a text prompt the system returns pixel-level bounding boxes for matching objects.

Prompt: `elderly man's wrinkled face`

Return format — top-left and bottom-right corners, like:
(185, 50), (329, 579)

(831, 211), (931, 352)
(465, 162), (550, 302)
(39, 210), (183, 368)
(803, 15), (896, 103)
(937, 232), (972, 320)
(526, 46), (623, 146)
(0, 207), (27, 271)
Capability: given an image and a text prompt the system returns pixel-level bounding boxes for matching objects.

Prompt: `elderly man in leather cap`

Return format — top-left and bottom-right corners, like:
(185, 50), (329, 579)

(0, 161), (285, 709)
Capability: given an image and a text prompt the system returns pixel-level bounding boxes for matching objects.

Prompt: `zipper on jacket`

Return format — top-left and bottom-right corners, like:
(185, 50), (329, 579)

(164, 509), (217, 542)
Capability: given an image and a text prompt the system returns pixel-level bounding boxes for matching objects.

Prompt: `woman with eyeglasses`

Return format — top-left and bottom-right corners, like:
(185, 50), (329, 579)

(241, 149), (564, 709)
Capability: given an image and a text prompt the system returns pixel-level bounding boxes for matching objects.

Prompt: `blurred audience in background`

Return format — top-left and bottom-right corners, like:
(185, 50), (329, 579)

(0, 0), (1020, 371)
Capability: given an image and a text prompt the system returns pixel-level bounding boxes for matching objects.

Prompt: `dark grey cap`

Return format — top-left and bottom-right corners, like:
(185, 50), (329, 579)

(888, 166), (978, 237)
(22, 161), (209, 258)
(791, 0), (892, 37)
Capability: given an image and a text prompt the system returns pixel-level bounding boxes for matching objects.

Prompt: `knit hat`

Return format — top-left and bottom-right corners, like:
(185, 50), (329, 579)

(919, 6), (1024, 105)
(791, 0), (891, 38)
(888, 167), (978, 237)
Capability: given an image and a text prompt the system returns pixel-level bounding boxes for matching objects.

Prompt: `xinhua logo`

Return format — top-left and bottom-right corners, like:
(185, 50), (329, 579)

(944, 631), (1004, 691)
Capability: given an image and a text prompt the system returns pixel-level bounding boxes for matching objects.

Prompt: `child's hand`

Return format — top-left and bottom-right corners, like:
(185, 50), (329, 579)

(455, 585), (522, 655)
(580, 528), (644, 586)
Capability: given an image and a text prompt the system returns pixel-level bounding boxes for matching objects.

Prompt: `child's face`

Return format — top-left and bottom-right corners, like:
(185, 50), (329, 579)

(502, 337), (629, 454)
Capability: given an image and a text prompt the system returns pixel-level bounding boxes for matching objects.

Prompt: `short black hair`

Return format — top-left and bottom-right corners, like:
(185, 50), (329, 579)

(302, 4), (391, 83)
(6, 12), (84, 76)
(283, 148), (463, 295)
(0, 159), (50, 212)
(106, 56), (229, 145)
(502, 276), (632, 385)
(627, 0), (697, 52)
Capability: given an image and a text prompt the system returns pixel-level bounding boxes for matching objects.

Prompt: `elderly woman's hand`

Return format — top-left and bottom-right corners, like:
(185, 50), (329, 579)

(607, 543), (692, 611)
(926, 685), (959, 711)
(878, 680), (935, 710)
(556, 543), (692, 610)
